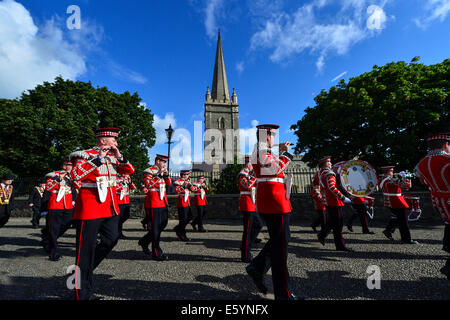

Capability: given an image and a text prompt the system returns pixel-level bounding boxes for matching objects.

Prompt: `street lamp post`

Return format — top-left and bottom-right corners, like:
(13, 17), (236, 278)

(165, 124), (174, 174)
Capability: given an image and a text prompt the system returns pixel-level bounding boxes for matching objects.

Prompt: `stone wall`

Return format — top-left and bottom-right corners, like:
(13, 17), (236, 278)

(10, 192), (441, 223)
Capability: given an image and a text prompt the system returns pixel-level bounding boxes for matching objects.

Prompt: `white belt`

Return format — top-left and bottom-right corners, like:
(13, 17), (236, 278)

(240, 191), (252, 195)
(148, 188), (159, 192)
(50, 190), (71, 194)
(383, 193), (402, 196)
(82, 181), (116, 188)
(257, 178), (284, 183)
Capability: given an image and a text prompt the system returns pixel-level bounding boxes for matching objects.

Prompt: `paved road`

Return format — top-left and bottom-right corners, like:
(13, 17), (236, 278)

(0, 218), (448, 300)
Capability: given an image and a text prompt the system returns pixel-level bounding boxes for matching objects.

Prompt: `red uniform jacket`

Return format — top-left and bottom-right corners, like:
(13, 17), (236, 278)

(45, 171), (74, 210)
(415, 150), (450, 223)
(174, 179), (194, 208)
(238, 168), (257, 212)
(379, 176), (411, 209)
(116, 177), (136, 205)
(319, 168), (345, 207)
(191, 182), (209, 206)
(143, 166), (171, 208)
(311, 170), (326, 210)
(70, 147), (135, 220)
(252, 147), (293, 214)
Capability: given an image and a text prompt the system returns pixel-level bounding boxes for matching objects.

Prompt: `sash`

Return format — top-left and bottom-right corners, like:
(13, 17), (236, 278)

(285, 173), (293, 200)
(184, 189), (189, 203)
(159, 183), (166, 200)
(200, 188), (205, 200)
(96, 177), (109, 203)
(56, 186), (67, 202)
(0, 185), (12, 205)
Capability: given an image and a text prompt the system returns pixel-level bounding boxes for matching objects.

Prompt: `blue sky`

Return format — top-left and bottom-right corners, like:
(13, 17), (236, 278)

(1, 0), (449, 170)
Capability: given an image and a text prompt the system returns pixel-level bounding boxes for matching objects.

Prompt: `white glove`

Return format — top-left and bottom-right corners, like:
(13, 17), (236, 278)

(399, 171), (406, 179)
(343, 197), (352, 204)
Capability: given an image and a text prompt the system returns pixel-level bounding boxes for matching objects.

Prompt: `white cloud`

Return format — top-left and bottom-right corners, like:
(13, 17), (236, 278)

(153, 112), (178, 145)
(236, 61), (245, 74)
(0, 0), (95, 98)
(204, 0), (224, 39)
(415, 0), (450, 29)
(249, 0), (389, 71)
(239, 120), (259, 155)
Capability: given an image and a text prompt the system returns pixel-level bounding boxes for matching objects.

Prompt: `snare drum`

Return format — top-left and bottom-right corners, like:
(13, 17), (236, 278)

(404, 196), (420, 211)
(404, 196), (421, 221)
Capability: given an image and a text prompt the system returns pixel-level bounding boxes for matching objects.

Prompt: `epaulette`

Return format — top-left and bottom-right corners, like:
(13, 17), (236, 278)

(324, 169), (336, 177)
(237, 168), (249, 178)
(44, 171), (59, 180)
(173, 179), (184, 186)
(143, 166), (159, 176)
(69, 150), (91, 161)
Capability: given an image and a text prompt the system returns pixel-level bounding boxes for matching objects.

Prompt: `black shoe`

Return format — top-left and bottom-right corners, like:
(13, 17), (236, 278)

(440, 265), (450, 279)
(241, 253), (252, 263)
(141, 221), (147, 230)
(152, 254), (169, 261)
(347, 225), (353, 232)
(89, 295), (104, 300)
(138, 239), (151, 255)
(191, 223), (197, 232)
(317, 234), (325, 246)
(32, 224), (39, 229)
(288, 293), (306, 300)
(382, 230), (394, 241)
(363, 231), (375, 235)
(245, 265), (267, 295)
(401, 240), (419, 244)
(337, 247), (354, 252)
(49, 253), (62, 261)
(311, 225), (317, 232)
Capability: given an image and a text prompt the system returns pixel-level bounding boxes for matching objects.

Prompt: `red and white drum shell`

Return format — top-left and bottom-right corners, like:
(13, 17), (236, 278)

(404, 196), (420, 211)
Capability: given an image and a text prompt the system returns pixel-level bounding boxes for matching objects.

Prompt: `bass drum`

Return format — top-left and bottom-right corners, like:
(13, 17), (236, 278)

(332, 160), (378, 198)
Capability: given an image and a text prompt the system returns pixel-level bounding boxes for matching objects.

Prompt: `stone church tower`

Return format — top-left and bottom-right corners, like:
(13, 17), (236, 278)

(195, 30), (240, 171)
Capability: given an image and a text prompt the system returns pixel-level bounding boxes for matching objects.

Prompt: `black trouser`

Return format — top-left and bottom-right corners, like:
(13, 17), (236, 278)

(140, 207), (169, 257)
(74, 214), (120, 300)
(47, 209), (73, 258)
(443, 223), (450, 267)
(192, 205), (207, 230)
(319, 206), (347, 250)
(249, 213), (293, 300)
(175, 207), (193, 238)
(31, 207), (42, 227)
(311, 209), (327, 231)
(241, 211), (263, 260)
(385, 208), (411, 242)
(347, 204), (370, 233)
(0, 206), (10, 228)
(142, 208), (152, 230)
(118, 204), (131, 236)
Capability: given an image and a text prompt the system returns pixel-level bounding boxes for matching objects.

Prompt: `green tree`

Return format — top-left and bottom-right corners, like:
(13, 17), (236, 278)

(0, 76), (156, 177)
(211, 159), (243, 194)
(291, 57), (449, 171)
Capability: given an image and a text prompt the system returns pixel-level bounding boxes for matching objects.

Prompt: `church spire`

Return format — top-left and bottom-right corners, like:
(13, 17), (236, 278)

(211, 29), (230, 102)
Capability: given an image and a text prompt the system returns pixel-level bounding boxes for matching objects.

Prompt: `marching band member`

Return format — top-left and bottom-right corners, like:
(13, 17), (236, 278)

(311, 169), (326, 232)
(138, 154), (171, 261)
(239, 155), (263, 263)
(316, 156), (353, 252)
(0, 174), (15, 229)
(173, 170), (195, 241)
(116, 173), (136, 239)
(28, 180), (46, 229)
(380, 166), (418, 244)
(191, 175), (209, 232)
(346, 196), (374, 234)
(41, 160), (76, 261)
(69, 127), (134, 300)
(245, 124), (301, 300)
(415, 133), (450, 279)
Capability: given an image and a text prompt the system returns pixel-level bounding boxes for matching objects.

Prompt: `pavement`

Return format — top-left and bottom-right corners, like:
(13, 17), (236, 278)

(0, 218), (448, 300)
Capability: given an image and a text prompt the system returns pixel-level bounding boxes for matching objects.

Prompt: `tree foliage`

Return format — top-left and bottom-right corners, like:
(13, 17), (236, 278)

(291, 58), (449, 171)
(211, 159), (243, 194)
(0, 77), (156, 177)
